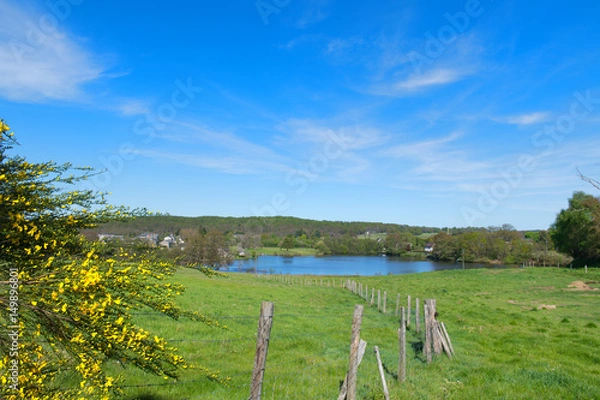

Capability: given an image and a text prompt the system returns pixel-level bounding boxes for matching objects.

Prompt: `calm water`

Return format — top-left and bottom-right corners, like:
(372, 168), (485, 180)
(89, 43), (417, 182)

(224, 255), (500, 276)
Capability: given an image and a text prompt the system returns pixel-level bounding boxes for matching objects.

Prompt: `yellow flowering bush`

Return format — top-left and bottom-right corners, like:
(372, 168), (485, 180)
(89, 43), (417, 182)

(0, 120), (223, 399)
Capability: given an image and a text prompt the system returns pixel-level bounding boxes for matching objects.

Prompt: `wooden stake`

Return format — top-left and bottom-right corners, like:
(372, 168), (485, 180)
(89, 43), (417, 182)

(440, 322), (455, 356)
(424, 300), (432, 363)
(346, 305), (364, 400)
(407, 295), (411, 328)
(374, 346), (391, 400)
(395, 293), (400, 317)
(383, 291), (387, 314)
(428, 300), (442, 356)
(249, 301), (274, 400)
(338, 340), (367, 400)
(415, 298), (420, 334)
(399, 307), (406, 382)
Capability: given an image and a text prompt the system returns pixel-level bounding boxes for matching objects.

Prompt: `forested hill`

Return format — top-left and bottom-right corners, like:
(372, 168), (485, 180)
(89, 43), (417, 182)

(87, 215), (455, 238)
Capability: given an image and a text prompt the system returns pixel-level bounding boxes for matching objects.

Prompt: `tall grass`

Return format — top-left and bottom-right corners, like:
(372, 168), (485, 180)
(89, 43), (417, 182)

(113, 267), (599, 399)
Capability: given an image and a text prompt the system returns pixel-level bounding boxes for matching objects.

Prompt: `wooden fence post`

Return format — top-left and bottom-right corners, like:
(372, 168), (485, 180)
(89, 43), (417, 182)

(249, 301), (274, 400)
(377, 290), (381, 312)
(370, 288), (375, 306)
(345, 305), (364, 400)
(415, 298), (420, 334)
(374, 346), (391, 400)
(407, 295), (411, 328)
(395, 293), (400, 317)
(399, 306), (406, 382)
(440, 322), (455, 356)
(338, 340), (367, 400)
(437, 323), (452, 359)
(430, 300), (441, 356)
(424, 300), (432, 363)
(383, 291), (387, 314)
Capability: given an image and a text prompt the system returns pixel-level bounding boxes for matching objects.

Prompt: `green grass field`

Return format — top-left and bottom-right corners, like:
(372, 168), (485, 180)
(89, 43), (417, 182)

(115, 267), (600, 399)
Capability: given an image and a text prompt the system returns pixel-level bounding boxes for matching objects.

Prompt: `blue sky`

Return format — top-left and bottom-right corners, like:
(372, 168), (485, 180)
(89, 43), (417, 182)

(1, 0), (599, 230)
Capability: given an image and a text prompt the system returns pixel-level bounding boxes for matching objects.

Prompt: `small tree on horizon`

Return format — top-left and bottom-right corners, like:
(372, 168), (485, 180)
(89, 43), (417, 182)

(279, 235), (295, 251)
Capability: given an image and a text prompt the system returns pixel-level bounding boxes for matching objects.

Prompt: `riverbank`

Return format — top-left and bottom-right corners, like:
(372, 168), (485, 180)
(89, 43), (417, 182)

(235, 248), (429, 259)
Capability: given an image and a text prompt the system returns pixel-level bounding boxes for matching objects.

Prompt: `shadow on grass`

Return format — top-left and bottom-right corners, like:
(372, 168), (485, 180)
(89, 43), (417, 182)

(411, 340), (426, 363)
(383, 362), (398, 381)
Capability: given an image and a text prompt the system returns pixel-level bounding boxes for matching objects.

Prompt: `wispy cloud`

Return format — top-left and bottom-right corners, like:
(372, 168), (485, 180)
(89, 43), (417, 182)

(360, 31), (485, 97)
(325, 37), (365, 55)
(295, 0), (330, 28)
(494, 112), (550, 125)
(275, 119), (390, 182)
(167, 121), (282, 160)
(383, 131), (493, 183)
(0, 1), (106, 102)
(393, 68), (468, 91)
(277, 118), (389, 150)
(133, 120), (290, 175)
(117, 99), (151, 116)
(132, 149), (286, 175)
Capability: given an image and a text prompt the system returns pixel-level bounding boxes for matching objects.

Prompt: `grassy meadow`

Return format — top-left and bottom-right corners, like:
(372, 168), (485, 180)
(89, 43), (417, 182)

(114, 266), (599, 399)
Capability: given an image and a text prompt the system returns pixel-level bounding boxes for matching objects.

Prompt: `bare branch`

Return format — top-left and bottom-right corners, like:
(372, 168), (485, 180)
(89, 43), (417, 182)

(577, 167), (600, 191)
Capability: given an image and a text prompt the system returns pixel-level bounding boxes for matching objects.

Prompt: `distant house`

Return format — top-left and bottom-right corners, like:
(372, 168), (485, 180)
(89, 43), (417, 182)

(98, 234), (124, 242)
(424, 242), (434, 253)
(136, 232), (159, 246)
(159, 234), (184, 249)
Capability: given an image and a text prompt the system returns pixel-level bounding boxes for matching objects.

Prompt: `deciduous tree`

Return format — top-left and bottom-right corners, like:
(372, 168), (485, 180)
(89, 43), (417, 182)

(550, 191), (600, 263)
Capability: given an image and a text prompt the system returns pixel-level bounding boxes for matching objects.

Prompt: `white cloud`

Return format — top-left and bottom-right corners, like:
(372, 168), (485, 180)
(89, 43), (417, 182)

(132, 148), (286, 175)
(0, 1), (106, 102)
(362, 31), (484, 97)
(325, 37), (365, 55)
(274, 119), (391, 183)
(277, 119), (389, 151)
(396, 68), (466, 90)
(366, 67), (474, 97)
(495, 112), (550, 125)
(383, 131), (494, 183)
(167, 121), (282, 160)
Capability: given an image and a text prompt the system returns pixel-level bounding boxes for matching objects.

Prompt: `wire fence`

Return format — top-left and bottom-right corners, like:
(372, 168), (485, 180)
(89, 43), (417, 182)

(16, 274), (444, 399)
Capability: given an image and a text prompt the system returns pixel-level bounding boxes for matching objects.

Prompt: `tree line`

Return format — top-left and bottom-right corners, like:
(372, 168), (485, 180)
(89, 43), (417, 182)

(86, 214), (483, 240)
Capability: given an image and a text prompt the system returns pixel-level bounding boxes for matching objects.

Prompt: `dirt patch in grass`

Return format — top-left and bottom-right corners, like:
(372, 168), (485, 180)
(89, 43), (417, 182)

(537, 304), (557, 310)
(567, 281), (598, 291)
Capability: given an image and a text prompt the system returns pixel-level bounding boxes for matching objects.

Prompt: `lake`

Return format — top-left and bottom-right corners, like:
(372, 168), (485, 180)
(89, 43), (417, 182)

(224, 255), (501, 276)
